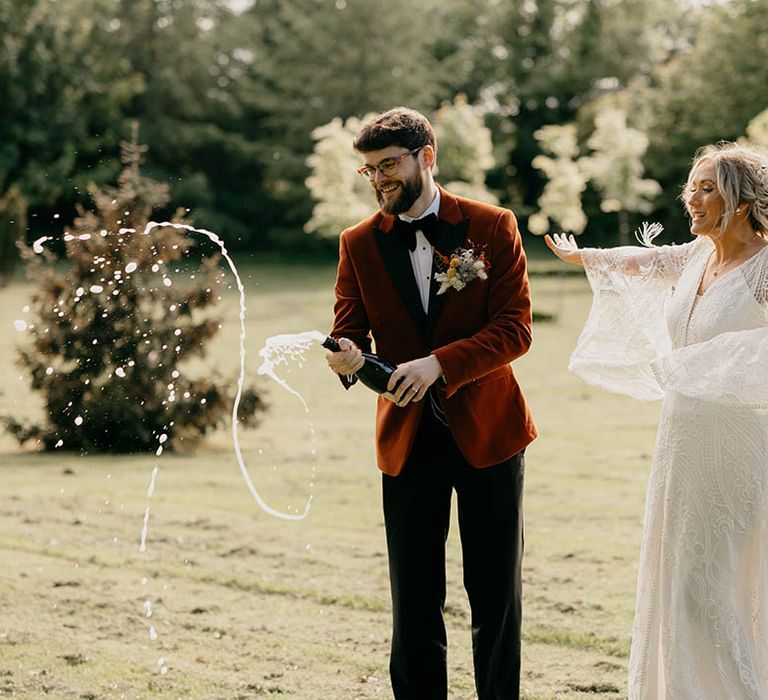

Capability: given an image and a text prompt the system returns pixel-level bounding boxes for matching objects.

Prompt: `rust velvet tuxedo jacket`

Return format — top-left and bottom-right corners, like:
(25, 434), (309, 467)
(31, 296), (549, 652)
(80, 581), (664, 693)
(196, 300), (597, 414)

(330, 186), (537, 476)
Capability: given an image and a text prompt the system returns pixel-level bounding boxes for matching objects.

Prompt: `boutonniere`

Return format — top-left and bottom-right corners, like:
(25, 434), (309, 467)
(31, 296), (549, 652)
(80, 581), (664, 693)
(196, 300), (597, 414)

(433, 243), (490, 295)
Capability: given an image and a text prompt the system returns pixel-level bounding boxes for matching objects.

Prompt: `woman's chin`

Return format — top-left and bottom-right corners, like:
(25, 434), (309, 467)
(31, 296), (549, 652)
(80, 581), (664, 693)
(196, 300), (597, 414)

(690, 223), (714, 238)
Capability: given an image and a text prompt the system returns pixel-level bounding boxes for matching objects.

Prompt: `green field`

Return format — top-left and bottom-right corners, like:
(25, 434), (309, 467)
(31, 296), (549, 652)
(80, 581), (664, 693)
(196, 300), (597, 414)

(0, 258), (661, 699)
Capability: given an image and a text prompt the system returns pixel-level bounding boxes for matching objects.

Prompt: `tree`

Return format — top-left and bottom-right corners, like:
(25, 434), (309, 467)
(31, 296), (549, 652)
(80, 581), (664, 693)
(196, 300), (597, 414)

(242, 0), (443, 248)
(304, 97), (499, 239)
(434, 0), (680, 216)
(0, 186), (27, 285)
(528, 124), (588, 236)
(304, 115), (376, 239)
(5, 130), (264, 453)
(105, 0), (270, 245)
(743, 108), (768, 151)
(579, 107), (660, 244)
(0, 0), (274, 248)
(631, 0), (768, 241)
(433, 95), (498, 204)
(0, 0), (136, 217)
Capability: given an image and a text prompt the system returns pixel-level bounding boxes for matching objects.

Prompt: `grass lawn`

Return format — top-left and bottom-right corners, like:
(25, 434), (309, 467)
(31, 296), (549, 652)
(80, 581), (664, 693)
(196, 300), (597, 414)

(0, 253), (660, 699)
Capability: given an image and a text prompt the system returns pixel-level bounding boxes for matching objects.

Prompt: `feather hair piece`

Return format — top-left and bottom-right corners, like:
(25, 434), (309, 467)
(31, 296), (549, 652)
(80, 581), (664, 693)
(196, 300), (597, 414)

(634, 221), (664, 248)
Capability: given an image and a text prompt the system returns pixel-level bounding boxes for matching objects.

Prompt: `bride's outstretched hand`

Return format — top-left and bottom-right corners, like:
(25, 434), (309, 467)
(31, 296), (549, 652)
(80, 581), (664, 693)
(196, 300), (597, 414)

(544, 232), (583, 266)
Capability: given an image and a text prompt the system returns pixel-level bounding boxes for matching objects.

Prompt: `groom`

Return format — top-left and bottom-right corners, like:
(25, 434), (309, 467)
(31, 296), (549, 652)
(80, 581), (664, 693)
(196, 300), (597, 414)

(326, 107), (536, 699)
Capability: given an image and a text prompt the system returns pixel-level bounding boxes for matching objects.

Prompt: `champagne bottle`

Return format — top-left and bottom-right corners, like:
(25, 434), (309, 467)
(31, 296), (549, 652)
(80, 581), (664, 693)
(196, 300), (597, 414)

(322, 336), (401, 394)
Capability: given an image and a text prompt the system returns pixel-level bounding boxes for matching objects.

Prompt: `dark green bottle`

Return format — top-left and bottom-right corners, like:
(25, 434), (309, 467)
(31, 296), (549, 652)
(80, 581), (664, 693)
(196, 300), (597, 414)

(322, 336), (400, 394)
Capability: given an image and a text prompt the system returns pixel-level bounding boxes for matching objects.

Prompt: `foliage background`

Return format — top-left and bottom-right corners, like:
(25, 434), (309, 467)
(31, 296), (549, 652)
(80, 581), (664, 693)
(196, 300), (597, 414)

(3, 0), (768, 259)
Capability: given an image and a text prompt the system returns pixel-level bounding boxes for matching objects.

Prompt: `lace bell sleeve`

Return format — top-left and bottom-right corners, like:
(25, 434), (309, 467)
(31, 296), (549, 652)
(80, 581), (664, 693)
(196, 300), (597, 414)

(568, 239), (701, 401)
(649, 252), (768, 407)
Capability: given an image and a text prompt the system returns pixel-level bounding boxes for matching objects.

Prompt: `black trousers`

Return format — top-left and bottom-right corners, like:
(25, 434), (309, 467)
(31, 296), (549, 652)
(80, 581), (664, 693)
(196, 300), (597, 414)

(382, 406), (525, 700)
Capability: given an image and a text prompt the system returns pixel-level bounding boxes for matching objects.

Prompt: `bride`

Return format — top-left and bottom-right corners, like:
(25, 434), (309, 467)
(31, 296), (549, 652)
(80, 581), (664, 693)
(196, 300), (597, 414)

(545, 142), (768, 699)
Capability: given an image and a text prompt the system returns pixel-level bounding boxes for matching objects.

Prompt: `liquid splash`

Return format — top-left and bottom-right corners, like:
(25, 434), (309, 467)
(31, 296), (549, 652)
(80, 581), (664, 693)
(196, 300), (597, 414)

(256, 330), (327, 412)
(27, 221), (325, 661)
(24, 221), (334, 678)
(146, 466), (159, 498)
(139, 506), (151, 553)
(141, 221), (314, 521)
(27, 221), (315, 522)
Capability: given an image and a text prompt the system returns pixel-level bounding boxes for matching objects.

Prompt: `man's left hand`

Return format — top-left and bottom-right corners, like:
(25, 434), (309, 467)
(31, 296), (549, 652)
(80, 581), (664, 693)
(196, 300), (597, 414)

(386, 355), (444, 407)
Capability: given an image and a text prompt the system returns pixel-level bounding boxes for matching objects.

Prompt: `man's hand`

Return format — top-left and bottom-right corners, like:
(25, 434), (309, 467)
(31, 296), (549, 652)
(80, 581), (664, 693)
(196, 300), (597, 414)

(386, 355), (444, 407)
(326, 337), (364, 375)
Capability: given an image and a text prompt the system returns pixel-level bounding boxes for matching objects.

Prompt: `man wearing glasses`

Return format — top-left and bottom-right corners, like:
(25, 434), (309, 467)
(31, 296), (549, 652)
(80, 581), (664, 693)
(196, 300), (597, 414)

(326, 107), (536, 700)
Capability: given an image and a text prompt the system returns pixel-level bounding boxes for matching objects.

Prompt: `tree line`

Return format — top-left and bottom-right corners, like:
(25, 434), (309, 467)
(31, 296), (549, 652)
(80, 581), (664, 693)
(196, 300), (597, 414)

(2, 0), (768, 260)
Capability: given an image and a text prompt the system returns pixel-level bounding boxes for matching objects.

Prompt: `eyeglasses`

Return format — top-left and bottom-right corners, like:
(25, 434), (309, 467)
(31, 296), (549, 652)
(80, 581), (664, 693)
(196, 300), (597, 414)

(357, 147), (423, 181)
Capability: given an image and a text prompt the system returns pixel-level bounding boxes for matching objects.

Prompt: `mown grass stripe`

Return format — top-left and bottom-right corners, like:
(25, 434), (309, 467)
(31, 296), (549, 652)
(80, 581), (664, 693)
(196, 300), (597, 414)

(524, 623), (629, 658)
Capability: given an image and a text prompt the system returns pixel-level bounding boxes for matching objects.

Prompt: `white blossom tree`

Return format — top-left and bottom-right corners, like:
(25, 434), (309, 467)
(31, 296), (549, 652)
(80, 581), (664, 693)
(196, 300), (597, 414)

(579, 107), (661, 244)
(433, 94), (498, 205)
(528, 124), (588, 236)
(304, 115), (376, 239)
(304, 98), (498, 239)
(743, 108), (768, 151)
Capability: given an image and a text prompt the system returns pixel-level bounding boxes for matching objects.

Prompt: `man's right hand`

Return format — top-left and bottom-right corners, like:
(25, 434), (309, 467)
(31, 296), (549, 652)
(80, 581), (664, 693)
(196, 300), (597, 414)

(326, 337), (364, 375)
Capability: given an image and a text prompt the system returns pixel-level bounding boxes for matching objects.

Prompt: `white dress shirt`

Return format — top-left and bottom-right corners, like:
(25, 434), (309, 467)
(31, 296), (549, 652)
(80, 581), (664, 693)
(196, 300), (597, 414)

(398, 189), (440, 313)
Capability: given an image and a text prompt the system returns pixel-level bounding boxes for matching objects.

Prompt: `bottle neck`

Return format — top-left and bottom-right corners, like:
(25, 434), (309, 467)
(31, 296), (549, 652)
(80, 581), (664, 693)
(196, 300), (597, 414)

(322, 336), (341, 352)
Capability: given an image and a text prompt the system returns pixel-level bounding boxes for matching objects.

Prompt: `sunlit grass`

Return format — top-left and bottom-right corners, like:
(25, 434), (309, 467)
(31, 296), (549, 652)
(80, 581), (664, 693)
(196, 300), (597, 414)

(0, 257), (659, 698)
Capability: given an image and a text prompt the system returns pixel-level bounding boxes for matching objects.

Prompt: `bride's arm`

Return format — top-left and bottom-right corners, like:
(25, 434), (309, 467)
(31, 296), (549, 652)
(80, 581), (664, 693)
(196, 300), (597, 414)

(545, 233), (698, 279)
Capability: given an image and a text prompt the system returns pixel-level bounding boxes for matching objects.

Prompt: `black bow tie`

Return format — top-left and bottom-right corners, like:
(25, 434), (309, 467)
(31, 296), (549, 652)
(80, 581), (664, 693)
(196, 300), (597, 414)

(393, 213), (440, 251)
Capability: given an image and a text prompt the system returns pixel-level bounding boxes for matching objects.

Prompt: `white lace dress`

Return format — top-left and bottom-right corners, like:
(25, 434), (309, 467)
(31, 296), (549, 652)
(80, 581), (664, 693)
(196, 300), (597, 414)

(573, 236), (768, 700)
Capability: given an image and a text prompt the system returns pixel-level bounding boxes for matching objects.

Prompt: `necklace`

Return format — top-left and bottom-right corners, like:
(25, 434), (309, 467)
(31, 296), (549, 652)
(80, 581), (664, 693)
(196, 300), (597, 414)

(700, 237), (767, 292)
(721, 237), (765, 268)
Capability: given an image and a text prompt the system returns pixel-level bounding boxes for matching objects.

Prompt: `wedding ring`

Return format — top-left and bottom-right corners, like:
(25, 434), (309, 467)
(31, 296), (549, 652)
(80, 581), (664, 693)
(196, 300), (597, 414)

(409, 386), (418, 393)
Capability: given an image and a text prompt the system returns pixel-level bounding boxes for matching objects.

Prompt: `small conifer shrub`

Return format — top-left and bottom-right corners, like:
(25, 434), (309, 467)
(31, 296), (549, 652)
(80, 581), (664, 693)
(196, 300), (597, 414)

(6, 127), (265, 453)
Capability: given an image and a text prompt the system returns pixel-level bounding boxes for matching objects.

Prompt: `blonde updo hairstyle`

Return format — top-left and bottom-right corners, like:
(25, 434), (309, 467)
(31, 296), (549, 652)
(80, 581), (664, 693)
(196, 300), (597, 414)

(684, 142), (768, 237)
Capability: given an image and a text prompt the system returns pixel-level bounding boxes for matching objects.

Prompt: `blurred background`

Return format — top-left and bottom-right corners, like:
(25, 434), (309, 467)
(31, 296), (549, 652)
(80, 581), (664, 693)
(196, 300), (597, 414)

(3, 0), (768, 272)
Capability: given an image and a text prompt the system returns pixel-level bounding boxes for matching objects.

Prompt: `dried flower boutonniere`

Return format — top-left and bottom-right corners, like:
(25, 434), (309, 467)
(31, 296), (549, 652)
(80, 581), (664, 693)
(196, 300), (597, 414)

(433, 245), (490, 295)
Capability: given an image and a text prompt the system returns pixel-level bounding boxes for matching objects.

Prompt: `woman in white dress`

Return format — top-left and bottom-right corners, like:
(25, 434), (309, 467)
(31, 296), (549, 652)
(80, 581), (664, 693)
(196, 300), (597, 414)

(545, 142), (768, 699)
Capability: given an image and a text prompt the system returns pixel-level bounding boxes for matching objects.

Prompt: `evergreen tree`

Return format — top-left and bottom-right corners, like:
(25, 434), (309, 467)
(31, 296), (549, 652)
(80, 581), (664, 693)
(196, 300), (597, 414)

(0, 0), (135, 217)
(107, 0), (267, 244)
(0, 186), (27, 285)
(243, 0), (442, 248)
(5, 129), (264, 453)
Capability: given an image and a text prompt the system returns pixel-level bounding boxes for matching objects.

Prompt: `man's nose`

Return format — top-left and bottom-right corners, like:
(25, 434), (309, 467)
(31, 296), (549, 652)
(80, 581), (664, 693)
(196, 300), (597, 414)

(373, 167), (388, 185)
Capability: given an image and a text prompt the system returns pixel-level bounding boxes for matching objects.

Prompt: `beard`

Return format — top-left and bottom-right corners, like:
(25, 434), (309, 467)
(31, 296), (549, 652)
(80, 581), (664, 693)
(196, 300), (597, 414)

(375, 169), (424, 215)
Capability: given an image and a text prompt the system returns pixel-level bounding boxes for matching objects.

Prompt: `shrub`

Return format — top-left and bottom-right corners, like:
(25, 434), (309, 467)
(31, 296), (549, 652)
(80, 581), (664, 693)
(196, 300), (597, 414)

(0, 186), (27, 285)
(5, 128), (265, 453)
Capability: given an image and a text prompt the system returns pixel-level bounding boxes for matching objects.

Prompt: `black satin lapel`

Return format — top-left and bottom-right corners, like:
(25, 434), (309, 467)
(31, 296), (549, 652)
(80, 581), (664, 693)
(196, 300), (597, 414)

(434, 217), (469, 259)
(374, 226), (427, 330)
(426, 217), (470, 335)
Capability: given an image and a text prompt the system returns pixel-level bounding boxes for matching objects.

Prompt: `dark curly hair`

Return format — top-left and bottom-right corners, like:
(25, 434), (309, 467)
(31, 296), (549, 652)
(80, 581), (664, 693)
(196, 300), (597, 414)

(353, 107), (436, 153)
